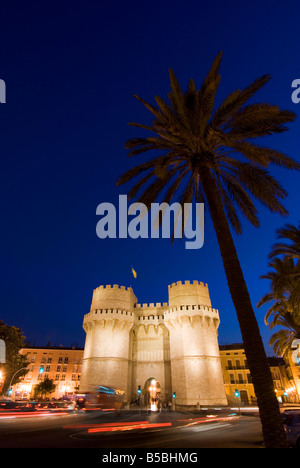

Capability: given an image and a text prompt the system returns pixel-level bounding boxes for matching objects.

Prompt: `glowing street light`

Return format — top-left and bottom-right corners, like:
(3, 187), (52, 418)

(8, 365), (45, 397)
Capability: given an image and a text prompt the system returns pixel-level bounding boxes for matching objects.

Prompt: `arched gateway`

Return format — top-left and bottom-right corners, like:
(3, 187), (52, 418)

(143, 378), (161, 411)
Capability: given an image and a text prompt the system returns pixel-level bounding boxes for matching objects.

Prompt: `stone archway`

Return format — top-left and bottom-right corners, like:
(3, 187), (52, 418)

(144, 378), (161, 411)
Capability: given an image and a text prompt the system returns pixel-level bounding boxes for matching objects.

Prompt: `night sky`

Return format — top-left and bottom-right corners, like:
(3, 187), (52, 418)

(0, 1), (299, 355)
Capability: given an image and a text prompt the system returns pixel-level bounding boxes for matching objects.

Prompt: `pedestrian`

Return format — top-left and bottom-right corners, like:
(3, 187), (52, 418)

(157, 399), (161, 413)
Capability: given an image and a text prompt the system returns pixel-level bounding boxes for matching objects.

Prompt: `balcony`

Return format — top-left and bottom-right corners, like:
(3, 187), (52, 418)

(226, 365), (248, 370)
(229, 380), (250, 385)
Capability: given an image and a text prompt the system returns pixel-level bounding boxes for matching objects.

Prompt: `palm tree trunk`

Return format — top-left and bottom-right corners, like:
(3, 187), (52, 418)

(199, 166), (286, 448)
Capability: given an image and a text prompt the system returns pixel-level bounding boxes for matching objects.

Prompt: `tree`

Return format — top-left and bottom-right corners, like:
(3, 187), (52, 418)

(33, 378), (56, 400)
(269, 222), (300, 262)
(116, 52), (300, 447)
(0, 321), (29, 395)
(268, 316), (300, 358)
(258, 257), (300, 320)
(258, 237), (300, 358)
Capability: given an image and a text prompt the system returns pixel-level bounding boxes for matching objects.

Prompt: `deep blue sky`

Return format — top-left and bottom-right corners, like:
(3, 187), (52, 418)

(0, 1), (299, 355)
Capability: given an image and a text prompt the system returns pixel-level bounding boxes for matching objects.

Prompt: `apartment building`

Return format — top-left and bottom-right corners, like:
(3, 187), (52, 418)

(220, 343), (300, 405)
(12, 346), (83, 400)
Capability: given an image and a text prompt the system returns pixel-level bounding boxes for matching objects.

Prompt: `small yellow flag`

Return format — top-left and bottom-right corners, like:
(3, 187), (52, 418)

(132, 267), (137, 279)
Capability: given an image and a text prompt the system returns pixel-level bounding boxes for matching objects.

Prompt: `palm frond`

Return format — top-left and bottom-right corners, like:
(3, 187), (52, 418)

(209, 74), (272, 129)
(225, 104), (296, 138)
(269, 223), (300, 260)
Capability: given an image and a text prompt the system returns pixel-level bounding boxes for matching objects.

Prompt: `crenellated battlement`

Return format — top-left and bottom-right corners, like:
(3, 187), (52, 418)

(83, 307), (135, 333)
(93, 284), (133, 292)
(136, 302), (168, 309)
(87, 281), (215, 318)
(168, 280), (208, 289)
(164, 304), (219, 325)
(166, 304), (218, 314)
(85, 308), (135, 317)
(136, 315), (165, 323)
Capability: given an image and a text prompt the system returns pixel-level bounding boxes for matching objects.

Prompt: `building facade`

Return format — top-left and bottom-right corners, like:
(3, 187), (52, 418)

(9, 344), (300, 404)
(13, 347), (83, 400)
(219, 344), (255, 405)
(220, 344), (300, 405)
(80, 281), (228, 408)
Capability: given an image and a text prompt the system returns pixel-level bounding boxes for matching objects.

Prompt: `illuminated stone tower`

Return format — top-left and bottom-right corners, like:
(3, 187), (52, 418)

(165, 281), (227, 406)
(80, 280), (227, 408)
(80, 285), (137, 401)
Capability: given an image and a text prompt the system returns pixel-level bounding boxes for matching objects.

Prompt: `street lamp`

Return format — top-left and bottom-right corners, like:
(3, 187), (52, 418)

(234, 389), (241, 415)
(8, 366), (44, 397)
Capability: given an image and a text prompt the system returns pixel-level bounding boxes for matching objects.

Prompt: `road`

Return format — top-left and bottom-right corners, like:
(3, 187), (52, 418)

(0, 408), (264, 449)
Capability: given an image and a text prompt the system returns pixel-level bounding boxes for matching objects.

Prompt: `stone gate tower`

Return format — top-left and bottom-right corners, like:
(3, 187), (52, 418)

(80, 285), (136, 399)
(165, 281), (227, 406)
(80, 281), (227, 408)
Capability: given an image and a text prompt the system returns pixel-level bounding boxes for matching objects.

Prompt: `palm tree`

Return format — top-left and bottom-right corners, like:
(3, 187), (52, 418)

(116, 52), (299, 447)
(258, 257), (300, 319)
(258, 256), (300, 359)
(268, 315), (300, 358)
(269, 222), (300, 261)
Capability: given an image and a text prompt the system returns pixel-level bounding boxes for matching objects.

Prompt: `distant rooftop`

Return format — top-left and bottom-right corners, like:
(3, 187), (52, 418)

(23, 344), (84, 351)
(219, 343), (244, 351)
